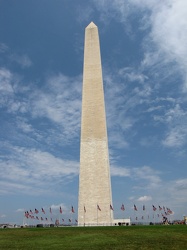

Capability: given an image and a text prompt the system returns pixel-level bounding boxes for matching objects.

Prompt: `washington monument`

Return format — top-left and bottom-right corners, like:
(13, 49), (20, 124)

(78, 22), (113, 226)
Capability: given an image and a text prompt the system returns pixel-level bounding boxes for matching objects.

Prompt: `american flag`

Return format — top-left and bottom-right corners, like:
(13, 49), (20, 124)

(110, 204), (114, 211)
(167, 208), (173, 214)
(25, 211), (29, 218)
(60, 206), (62, 214)
(35, 208), (39, 214)
(121, 204), (125, 211)
(97, 204), (101, 211)
(71, 206), (75, 213)
(152, 205), (157, 211)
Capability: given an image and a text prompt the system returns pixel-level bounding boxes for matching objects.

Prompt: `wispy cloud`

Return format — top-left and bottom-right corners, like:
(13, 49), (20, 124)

(119, 67), (148, 83)
(111, 165), (130, 177)
(0, 145), (79, 196)
(92, 0), (187, 156)
(137, 195), (152, 202)
(16, 208), (25, 213)
(111, 164), (162, 190)
(0, 68), (82, 146)
(104, 69), (150, 150)
(163, 127), (187, 148)
(30, 73), (82, 142)
(9, 54), (32, 68)
(94, 0), (187, 92)
(153, 104), (187, 148)
(50, 203), (72, 214)
(161, 178), (187, 205)
(0, 43), (32, 68)
(0, 68), (14, 94)
(132, 166), (162, 189)
(0, 43), (8, 53)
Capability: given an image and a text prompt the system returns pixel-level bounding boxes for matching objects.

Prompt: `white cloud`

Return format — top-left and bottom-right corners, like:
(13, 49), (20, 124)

(133, 166), (161, 188)
(163, 127), (187, 147)
(119, 67), (148, 83)
(0, 68), (13, 94)
(16, 208), (25, 213)
(152, 103), (187, 148)
(0, 67), (29, 114)
(109, 132), (129, 149)
(51, 203), (65, 210)
(104, 70), (147, 148)
(111, 166), (130, 177)
(0, 43), (32, 68)
(0, 69), (82, 144)
(0, 145), (79, 195)
(94, 0), (187, 91)
(93, 0), (187, 153)
(111, 164), (162, 191)
(146, 106), (163, 113)
(161, 104), (187, 148)
(137, 195), (152, 202)
(165, 104), (186, 123)
(30, 73), (82, 141)
(50, 203), (72, 214)
(0, 43), (8, 53)
(163, 178), (187, 204)
(16, 119), (33, 133)
(150, 0), (187, 90)
(174, 179), (187, 191)
(9, 54), (32, 68)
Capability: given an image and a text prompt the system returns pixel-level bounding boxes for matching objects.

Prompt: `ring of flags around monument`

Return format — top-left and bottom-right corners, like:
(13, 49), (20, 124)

(131, 204), (174, 223)
(23, 204), (173, 225)
(24, 206), (77, 225)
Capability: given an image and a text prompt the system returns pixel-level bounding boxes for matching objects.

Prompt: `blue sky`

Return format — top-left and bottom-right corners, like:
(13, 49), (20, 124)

(0, 0), (187, 225)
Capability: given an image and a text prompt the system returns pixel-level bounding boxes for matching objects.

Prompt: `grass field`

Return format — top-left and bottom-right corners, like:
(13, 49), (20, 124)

(0, 225), (187, 250)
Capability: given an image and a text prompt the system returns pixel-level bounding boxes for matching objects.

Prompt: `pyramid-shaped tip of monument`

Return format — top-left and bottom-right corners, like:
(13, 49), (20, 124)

(86, 22), (97, 29)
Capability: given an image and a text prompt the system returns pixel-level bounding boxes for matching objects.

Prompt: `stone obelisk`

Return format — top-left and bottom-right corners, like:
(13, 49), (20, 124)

(78, 22), (113, 226)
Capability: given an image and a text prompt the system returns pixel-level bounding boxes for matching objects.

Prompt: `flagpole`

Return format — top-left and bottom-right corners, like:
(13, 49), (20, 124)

(109, 205), (111, 226)
(153, 211), (155, 225)
(97, 204), (98, 226)
(122, 209), (125, 222)
(23, 211), (25, 227)
(83, 205), (85, 226)
(133, 205), (136, 224)
(71, 210), (72, 226)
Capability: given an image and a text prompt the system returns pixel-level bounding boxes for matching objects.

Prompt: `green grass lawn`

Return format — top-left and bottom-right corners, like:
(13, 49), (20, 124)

(0, 225), (187, 250)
